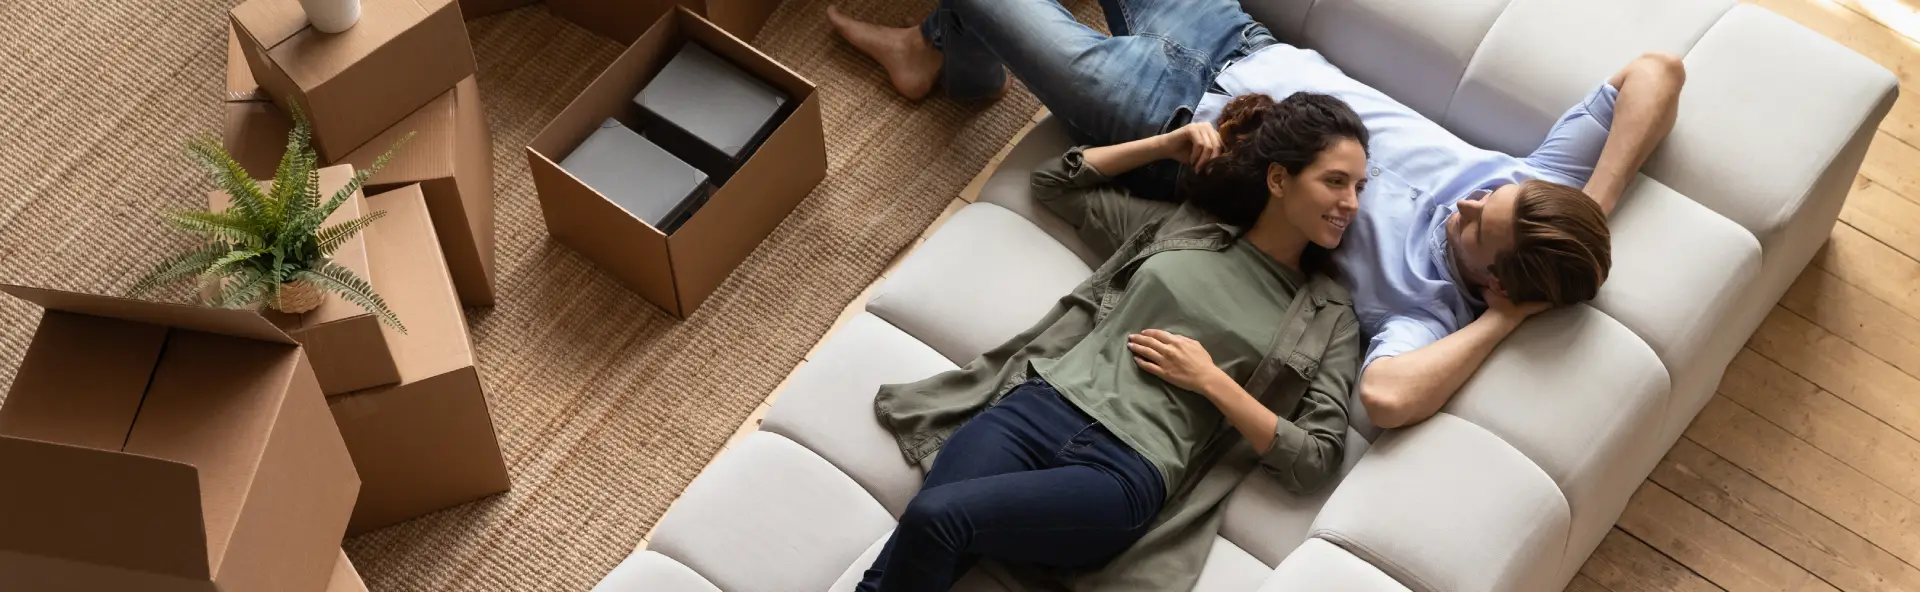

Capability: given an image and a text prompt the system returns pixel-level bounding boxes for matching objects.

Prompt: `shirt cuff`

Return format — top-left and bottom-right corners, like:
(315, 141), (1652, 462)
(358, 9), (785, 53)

(1061, 146), (1117, 186)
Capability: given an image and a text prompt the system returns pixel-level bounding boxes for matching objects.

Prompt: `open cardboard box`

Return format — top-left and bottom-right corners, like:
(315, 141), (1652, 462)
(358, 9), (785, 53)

(548, 0), (783, 45)
(0, 285), (359, 592)
(232, 0), (475, 162)
(458, 0), (538, 19)
(327, 550), (366, 592)
(528, 7), (825, 318)
(209, 165), (402, 396)
(329, 184), (510, 534)
(338, 76), (498, 306)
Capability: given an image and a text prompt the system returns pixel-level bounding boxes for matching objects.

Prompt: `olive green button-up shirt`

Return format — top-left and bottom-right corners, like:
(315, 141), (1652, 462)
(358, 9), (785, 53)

(873, 147), (1362, 591)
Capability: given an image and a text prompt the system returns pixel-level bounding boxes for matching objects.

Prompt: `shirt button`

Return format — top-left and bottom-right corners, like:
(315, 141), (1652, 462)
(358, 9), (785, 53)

(1369, 167), (1381, 177)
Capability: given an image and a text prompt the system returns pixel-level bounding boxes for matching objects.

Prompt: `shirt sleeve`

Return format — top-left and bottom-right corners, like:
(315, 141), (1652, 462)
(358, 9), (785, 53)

(1362, 314), (1445, 371)
(1030, 147), (1177, 259)
(1523, 82), (1621, 188)
(1260, 313), (1360, 493)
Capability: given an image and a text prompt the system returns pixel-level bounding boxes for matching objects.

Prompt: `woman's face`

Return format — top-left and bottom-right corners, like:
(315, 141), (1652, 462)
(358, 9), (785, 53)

(1268, 138), (1367, 248)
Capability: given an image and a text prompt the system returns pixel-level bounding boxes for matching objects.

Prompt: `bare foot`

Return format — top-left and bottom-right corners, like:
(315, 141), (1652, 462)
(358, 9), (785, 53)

(828, 5), (943, 100)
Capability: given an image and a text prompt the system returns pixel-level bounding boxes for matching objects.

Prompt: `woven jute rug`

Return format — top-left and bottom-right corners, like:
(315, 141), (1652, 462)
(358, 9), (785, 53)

(0, 0), (1086, 589)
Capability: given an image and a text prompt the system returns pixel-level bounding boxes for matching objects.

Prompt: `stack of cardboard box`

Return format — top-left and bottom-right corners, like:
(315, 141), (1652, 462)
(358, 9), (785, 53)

(222, 0), (510, 549)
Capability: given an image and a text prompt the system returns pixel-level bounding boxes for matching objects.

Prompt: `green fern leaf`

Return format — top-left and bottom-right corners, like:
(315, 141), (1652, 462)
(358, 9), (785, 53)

(214, 267), (272, 309)
(194, 248), (267, 297)
(187, 137), (271, 226)
(163, 210), (265, 248)
(268, 104), (313, 212)
(127, 242), (228, 298)
(300, 261), (405, 333)
(316, 210), (386, 256)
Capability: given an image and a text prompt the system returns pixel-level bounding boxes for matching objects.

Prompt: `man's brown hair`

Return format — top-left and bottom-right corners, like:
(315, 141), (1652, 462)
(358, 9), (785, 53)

(1493, 180), (1612, 306)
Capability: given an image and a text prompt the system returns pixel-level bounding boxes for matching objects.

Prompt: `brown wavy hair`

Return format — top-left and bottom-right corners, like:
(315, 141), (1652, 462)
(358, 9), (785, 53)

(1495, 180), (1611, 305)
(1176, 92), (1368, 272)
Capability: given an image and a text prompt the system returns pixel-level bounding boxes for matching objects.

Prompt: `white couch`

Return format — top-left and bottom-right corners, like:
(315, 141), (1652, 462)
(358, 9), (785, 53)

(595, 0), (1897, 590)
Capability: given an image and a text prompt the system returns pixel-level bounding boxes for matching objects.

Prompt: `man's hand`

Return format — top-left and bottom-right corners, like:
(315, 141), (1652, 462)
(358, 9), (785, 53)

(1157, 122), (1223, 168)
(1482, 287), (1552, 326)
(1129, 329), (1233, 395)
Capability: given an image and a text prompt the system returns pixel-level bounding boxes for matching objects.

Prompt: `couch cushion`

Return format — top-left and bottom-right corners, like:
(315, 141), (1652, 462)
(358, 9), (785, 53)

(591, 551), (721, 592)
(1590, 177), (1759, 373)
(1261, 538), (1408, 591)
(763, 313), (954, 516)
(977, 117), (1103, 267)
(1310, 414), (1570, 592)
(1641, 4), (1897, 252)
(1444, 0), (1730, 157)
(869, 203), (1092, 364)
(1192, 536), (1274, 592)
(1442, 306), (1669, 580)
(1218, 427), (1370, 567)
(830, 531), (1014, 592)
(1293, 0), (1511, 121)
(648, 432), (894, 592)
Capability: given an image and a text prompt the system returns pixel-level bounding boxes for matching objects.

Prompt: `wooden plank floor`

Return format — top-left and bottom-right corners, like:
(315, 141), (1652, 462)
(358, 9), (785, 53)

(669, 2), (1920, 590)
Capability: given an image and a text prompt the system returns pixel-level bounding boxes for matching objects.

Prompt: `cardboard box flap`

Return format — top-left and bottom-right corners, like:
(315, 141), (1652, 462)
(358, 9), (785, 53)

(0, 312), (169, 451)
(0, 437), (210, 578)
(0, 285), (296, 345)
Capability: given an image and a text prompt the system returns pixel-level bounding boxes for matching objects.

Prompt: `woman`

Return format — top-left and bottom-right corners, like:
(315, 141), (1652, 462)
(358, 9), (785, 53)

(863, 92), (1370, 591)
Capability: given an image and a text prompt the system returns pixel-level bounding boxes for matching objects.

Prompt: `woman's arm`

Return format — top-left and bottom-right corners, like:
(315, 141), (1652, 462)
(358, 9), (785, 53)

(1129, 320), (1359, 493)
(1082, 122), (1221, 177)
(1030, 124), (1216, 257)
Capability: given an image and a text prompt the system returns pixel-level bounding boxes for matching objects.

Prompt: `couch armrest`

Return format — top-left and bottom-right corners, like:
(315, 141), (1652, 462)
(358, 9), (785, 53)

(1643, 4), (1896, 258)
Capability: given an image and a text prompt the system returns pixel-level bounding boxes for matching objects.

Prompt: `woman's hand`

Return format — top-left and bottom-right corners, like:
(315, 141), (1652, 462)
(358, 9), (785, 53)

(1158, 122), (1224, 167)
(1129, 329), (1233, 395)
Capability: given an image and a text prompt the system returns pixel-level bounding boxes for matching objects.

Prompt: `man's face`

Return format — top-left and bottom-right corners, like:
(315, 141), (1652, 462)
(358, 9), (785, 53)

(1447, 184), (1520, 290)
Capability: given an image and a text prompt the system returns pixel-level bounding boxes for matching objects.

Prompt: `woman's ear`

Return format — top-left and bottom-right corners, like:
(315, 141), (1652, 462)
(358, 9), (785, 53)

(1266, 163), (1287, 199)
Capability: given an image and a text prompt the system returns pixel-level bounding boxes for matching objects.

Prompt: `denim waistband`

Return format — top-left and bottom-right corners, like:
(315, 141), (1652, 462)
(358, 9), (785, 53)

(1208, 22), (1277, 95)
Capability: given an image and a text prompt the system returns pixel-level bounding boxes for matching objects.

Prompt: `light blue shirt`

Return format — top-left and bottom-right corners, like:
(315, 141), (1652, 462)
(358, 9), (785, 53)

(1195, 44), (1618, 371)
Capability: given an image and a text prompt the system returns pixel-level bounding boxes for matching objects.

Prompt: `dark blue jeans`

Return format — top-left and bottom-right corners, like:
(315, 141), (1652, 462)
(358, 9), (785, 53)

(920, 0), (1274, 198)
(856, 379), (1166, 591)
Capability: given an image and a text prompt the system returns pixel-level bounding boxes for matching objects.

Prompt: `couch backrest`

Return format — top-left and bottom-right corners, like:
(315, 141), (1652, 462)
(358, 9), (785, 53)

(1243, 0), (1733, 158)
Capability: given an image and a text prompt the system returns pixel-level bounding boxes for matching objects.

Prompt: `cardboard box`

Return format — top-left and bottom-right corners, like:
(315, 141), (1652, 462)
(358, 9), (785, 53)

(327, 550), (366, 592)
(225, 27), (294, 181)
(338, 76), (498, 306)
(209, 165), (403, 396)
(0, 285), (360, 592)
(527, 8), (825, 318)
(329, 184), (509, 534)
(548, 0), (782, 45)
(459, 0), (539, 19)
(232, 0), (477, 162)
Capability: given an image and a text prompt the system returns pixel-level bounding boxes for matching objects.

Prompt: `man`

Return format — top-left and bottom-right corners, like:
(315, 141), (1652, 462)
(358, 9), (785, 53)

(831, 0), (1684, 430)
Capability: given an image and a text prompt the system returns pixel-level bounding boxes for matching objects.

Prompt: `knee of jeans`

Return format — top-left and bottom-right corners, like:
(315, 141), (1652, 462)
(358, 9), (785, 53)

(899, 488), (965, 540)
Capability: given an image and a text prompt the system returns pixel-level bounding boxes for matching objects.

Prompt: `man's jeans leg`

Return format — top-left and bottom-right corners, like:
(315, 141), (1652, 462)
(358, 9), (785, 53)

(920, 0), (1259, 198)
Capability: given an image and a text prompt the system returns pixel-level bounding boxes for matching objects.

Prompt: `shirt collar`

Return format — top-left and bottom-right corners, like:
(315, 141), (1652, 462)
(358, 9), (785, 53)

(1431, 203), (1486, 309)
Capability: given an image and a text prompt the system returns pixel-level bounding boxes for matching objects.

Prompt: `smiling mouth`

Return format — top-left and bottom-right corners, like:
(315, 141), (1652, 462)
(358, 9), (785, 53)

(1323, 214), (1350, 231)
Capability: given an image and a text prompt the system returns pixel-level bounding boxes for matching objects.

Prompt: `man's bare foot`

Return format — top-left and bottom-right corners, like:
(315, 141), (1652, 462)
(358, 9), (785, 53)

(827, 5), (943, 100)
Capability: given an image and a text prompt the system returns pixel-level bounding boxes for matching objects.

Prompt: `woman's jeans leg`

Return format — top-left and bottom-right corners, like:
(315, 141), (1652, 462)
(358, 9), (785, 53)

(918, 0), (1262, 198)
(855, 380), (1165, 592)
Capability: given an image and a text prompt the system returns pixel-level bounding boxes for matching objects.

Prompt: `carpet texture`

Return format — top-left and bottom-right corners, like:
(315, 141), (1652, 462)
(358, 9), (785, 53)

(0, 0), (1080, 589)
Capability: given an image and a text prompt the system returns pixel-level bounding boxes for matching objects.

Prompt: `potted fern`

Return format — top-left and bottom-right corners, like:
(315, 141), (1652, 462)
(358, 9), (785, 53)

(130, 108), (407, 332)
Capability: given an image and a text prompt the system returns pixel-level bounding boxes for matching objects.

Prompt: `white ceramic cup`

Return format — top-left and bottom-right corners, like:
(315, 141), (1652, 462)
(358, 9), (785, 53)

(301, 0), (362, 33)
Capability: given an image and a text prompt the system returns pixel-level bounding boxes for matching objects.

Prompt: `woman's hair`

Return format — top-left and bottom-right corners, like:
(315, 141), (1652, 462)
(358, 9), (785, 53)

(1177, 92), (1369, 272)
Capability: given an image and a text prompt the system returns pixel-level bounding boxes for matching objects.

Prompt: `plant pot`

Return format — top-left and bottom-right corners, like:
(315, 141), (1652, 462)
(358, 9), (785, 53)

(301, 0), (361, 33)
(273, 279), (327, 314)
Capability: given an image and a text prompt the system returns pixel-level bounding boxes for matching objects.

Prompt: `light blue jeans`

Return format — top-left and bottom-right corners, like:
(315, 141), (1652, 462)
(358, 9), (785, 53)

(921, 0), (1273, 196)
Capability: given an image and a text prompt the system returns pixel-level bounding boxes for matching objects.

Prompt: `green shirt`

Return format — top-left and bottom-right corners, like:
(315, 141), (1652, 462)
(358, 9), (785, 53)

(1034, 240), (1303, 495)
